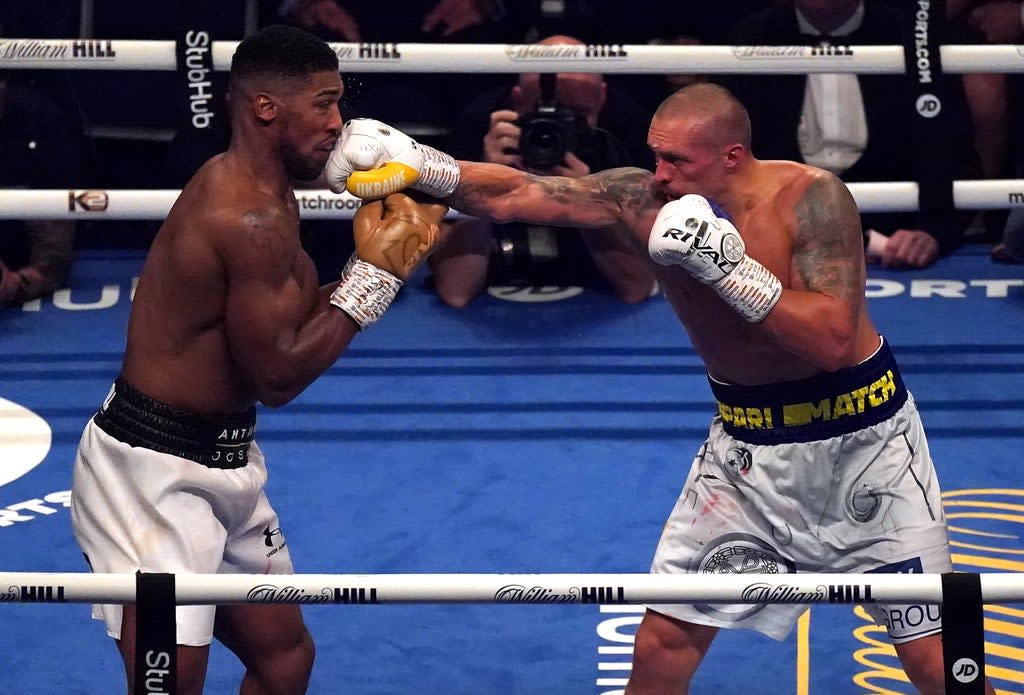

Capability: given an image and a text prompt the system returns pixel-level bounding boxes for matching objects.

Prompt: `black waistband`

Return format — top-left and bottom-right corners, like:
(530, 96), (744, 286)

(92, 377), (256, 469)
(708, 339), (908, 445)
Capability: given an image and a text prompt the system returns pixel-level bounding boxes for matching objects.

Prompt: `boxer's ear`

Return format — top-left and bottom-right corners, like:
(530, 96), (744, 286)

(253, 92), (277, 124)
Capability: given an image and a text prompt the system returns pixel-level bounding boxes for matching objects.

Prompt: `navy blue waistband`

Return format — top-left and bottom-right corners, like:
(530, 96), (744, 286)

(93, 377), (256, 469)
(708, 339), (908, 445)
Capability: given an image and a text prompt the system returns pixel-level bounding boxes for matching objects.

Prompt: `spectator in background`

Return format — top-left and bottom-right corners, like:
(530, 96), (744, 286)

(0, 70), (84, 309)
(280, 0), (510, 41)
(271, 0), (534, 142)
(648, 35), (706, 94)
(960, 0), (1024, 263)
(525, 1), (773, 47)
(0, 0), (77, 38)
(724, 0), (979, 269)
(617, 2), (775, 114)
(428, 35), (657, 307)
(967, 0), (1024, 42)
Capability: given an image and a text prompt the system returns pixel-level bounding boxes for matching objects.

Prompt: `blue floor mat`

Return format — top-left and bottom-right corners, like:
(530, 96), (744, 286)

(1, 245), (1022, 694)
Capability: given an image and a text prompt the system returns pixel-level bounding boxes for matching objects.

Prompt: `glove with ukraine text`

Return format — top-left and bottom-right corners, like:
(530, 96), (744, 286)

(325, 118), (460, 200)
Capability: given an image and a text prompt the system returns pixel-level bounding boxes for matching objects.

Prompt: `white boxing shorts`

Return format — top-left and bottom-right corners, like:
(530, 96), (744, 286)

(649, 338), (951, 644)
(70, 378), (295, 646)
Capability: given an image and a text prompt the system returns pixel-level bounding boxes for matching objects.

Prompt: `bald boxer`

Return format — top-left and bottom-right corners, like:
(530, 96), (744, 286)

(70, 25), (447, 695)
(326, 82), (995, 694)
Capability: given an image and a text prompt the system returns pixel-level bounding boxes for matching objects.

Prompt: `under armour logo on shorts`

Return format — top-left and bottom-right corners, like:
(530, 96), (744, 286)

(263, 526), (283, 548)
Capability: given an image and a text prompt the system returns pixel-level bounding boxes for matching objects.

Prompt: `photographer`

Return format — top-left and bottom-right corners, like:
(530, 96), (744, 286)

(0, 69), (83, 310)
(428, 35), (656, 306)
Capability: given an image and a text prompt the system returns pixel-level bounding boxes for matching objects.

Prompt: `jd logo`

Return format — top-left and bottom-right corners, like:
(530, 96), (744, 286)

(488, 285), (584, 303)
(952, 658), (980, 683)
(915, 94), (942, 119)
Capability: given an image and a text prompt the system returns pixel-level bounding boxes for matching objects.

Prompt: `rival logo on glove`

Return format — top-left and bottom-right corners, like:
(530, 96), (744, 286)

(659, 217), (744, 275)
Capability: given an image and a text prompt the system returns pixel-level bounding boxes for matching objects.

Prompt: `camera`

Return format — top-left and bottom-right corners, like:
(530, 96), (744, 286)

(517, 74), (593, 170)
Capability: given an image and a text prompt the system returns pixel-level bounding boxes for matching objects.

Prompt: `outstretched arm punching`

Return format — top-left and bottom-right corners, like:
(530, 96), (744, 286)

(325, 118), (658, 232)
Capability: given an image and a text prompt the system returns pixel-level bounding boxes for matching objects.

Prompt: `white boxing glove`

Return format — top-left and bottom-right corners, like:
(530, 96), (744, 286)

(325, 118), (460, 200)
(649, 194), (782, 322)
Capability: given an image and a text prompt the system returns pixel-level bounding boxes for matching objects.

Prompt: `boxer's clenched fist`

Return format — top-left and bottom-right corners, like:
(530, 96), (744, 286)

(649, 195), (782, 323)
(325, 118), (461, 200)
(330, 193), (449, 328)
(354, 193), (449, 280)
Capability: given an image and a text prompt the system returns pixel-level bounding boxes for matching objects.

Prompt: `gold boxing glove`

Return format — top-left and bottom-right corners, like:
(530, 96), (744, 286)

(330, 193), (449, 328)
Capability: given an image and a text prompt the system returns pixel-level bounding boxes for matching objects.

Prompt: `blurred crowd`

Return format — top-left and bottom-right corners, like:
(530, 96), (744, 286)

(2, 0), (1023, 310)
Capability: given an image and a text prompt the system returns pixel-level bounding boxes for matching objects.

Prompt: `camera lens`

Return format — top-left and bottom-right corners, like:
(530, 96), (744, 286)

(520, 118), (567, 170)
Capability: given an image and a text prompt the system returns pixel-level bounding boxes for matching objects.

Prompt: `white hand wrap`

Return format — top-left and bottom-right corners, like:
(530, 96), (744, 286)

(414, 145), (460, 198)
(329, 254), (403, 329)
(649, 195), (782, 323)
(712, 254), (782, 323)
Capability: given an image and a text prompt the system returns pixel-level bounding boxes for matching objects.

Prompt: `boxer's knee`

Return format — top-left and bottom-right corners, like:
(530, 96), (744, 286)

(241, 627), (314, 695)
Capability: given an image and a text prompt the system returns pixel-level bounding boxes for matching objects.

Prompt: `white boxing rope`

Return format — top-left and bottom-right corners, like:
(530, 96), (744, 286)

(847, 182), (921, 213)
(846, 180), (1024, 213)
(2, 38), (1024, 74)
(1, 188), (366, 221)
(3, 180), (1023, 221)
(3, 571), (1024, 605)
(9, 189), (182, 220)
(954, 179), (1024, 210)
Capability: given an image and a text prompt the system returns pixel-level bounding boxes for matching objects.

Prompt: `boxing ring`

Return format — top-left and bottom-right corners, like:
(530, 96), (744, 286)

(2, 28), (1024, 695)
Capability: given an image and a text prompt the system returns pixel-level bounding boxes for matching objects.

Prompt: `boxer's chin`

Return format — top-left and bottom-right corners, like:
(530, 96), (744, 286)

(283, 148), (324, 183)
(652, 183), (675, 204)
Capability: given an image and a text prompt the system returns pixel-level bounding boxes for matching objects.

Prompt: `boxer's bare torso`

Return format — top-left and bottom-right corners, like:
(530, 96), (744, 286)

(642, 160), (880, 385)
(451, 157), (879, 387)
(121, 153), (321, 415)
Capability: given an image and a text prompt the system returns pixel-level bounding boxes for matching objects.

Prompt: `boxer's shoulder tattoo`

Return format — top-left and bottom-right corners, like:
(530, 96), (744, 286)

(792, 173), (863, 303)
(242, 207), (291, 269)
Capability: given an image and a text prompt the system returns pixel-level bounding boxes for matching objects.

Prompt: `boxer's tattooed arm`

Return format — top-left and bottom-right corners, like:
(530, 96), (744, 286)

(792, 173), (864, 304)
(448, 164), (655, 228)
(586, 168), (662, 216)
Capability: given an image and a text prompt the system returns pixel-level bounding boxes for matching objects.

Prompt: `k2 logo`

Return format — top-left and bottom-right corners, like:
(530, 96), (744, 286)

(67, 190), (109, 212)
